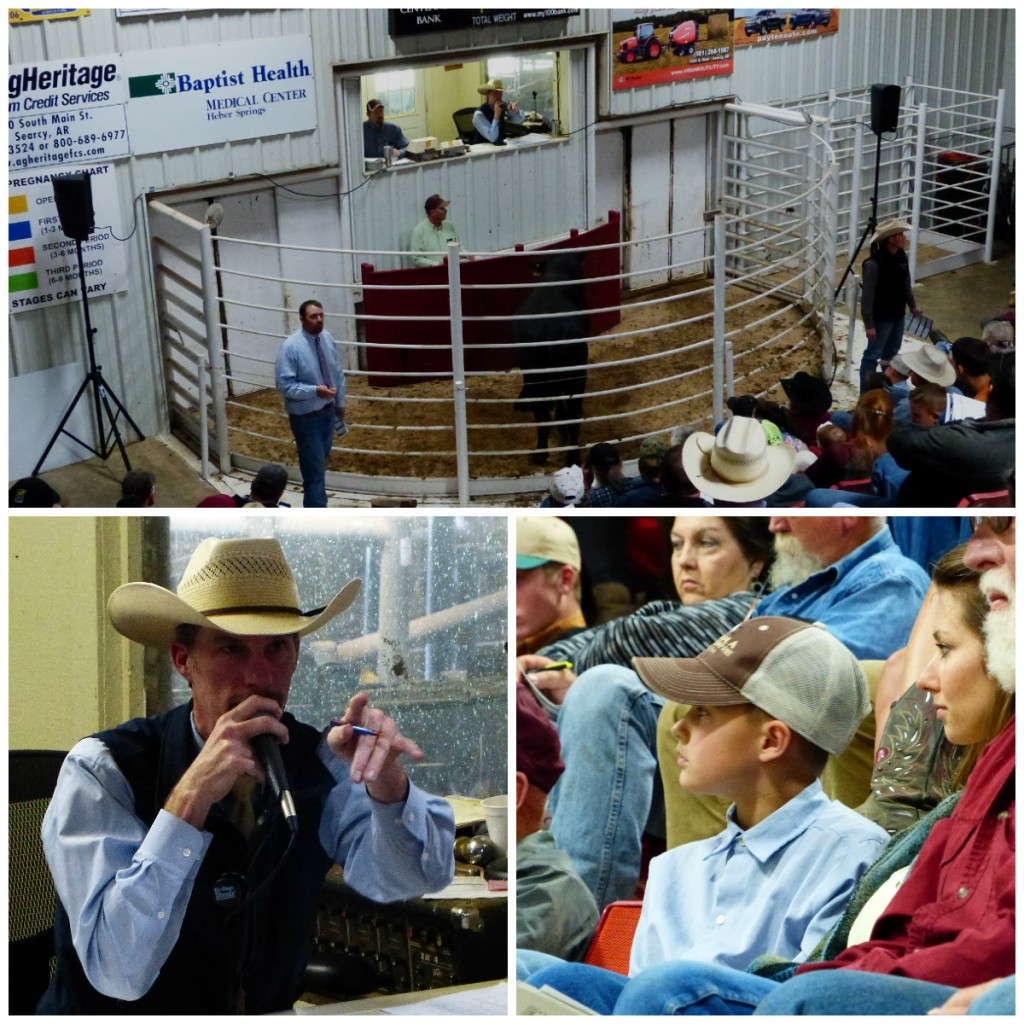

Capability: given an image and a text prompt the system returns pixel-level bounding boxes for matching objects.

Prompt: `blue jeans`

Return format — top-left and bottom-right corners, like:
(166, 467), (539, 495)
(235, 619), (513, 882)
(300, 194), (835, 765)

(804, 488), (889, 508)
(548, 666), (665, 909)
(516, 949), (566, 981)
(288, 406), (335, 507)
(616, 960), (778, 1015)
(860, 320), (905, 391)
(528, 962), (631, 1014)
(754, 969), (962, 1016)
(969, 976), (1016, 1014)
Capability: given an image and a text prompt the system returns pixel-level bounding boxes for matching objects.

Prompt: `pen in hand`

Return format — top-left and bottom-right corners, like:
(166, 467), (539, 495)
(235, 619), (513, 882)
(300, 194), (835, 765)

(329, 720), (380, 737)
(525, 661), (573, 676)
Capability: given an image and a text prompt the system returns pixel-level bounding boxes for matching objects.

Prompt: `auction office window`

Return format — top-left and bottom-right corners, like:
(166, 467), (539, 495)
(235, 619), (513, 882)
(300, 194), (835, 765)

(368, 69), (416, 116)
(166, 515), (507, 799)
(486, 51), (558, 121)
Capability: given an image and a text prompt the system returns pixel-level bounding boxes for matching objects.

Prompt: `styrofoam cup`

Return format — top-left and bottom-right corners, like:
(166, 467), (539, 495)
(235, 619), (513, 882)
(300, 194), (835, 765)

(481, 794), (509, 854)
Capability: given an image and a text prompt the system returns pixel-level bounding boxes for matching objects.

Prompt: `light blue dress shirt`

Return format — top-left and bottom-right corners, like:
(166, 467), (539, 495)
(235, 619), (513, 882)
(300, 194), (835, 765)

(753, 526), (930, 660)
(275, 328), (345, 416)
(628, 780), (887, 976)
(472, 104), (525, 144)
(41, 730), (455, 1001)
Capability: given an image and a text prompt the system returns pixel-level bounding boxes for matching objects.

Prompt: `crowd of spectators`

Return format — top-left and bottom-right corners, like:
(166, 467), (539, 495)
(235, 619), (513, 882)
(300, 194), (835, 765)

(516, 515), (1014, 1015)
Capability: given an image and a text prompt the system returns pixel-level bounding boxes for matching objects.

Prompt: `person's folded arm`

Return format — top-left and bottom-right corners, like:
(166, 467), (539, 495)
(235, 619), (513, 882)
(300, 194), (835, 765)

(41, 739), (213, 1001)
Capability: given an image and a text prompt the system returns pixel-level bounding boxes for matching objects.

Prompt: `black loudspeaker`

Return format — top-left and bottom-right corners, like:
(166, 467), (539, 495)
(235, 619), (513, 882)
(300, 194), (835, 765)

(870, 84), (901, 136)
(52, 171), (95, 241)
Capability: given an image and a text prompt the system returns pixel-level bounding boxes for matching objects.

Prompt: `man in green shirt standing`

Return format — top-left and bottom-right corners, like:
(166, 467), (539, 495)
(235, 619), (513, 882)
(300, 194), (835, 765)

(410, 194), (460, 267)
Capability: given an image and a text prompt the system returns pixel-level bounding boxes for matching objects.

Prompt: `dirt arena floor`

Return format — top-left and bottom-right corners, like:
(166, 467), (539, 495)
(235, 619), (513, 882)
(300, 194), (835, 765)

(228, 277), (824, 482)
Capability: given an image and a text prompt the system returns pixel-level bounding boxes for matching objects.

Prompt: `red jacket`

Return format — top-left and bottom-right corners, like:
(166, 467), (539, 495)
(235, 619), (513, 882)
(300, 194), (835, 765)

(798, 715), (1015, 987)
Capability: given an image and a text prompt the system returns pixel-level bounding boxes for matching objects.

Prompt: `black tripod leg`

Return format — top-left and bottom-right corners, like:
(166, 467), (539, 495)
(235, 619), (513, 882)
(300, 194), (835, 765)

(32, 375), (93, 477)
(96, 383), (133, 472)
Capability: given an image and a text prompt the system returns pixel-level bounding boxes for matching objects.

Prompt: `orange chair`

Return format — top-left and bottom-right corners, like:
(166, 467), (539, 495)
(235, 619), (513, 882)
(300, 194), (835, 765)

(957, 489), (1011, 508)
(582, 900), (643, 975)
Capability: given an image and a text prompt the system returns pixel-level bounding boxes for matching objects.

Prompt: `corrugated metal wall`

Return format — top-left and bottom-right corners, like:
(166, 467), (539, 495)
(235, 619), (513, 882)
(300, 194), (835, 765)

(8, 7), (1012, 456)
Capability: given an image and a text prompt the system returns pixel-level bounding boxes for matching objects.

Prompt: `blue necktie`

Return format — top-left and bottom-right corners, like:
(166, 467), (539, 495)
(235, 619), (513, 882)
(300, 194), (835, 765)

(314, 335), (333, 389)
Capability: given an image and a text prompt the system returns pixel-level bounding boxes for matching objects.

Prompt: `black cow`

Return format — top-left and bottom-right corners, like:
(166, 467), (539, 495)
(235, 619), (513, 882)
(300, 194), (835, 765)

(513, 254), (589, 465)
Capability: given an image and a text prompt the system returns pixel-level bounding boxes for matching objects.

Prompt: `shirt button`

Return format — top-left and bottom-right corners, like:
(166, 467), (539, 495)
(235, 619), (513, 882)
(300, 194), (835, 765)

(957, 886), (969, 899)
(182, 848), (192, 858)
(715, 914), (726, 925)
(997, 811), (1009, 821)
(158, 911), (166, 920)
(406, 812), (416, 824)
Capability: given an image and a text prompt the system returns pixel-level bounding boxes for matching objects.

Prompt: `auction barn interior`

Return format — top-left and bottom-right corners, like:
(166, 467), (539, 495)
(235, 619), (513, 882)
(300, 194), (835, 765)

(7, 8), (1015, 506)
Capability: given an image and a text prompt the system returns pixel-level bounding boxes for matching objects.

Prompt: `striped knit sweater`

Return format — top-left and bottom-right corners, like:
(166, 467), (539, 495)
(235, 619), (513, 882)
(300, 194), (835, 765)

(530, 591), (757, 718)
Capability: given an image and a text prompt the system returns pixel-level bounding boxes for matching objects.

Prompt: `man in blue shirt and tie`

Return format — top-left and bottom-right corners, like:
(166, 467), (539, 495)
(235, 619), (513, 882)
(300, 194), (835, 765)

(275, 300), (346, 507)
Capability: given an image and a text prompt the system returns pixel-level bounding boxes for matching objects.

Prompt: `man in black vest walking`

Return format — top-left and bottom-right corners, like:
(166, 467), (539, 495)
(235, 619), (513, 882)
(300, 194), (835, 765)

(859, 218), (923, 392)
(38, 537), (455, 1014)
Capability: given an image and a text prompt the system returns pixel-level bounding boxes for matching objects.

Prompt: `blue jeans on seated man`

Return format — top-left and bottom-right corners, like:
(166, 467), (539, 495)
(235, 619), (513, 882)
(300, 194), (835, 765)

(753, 969), (966, 1016)
(548, 666), (665, 909)
(860, 320), (905, 392)
(288, 405), (335, 508)
(528, 959), (780, 1015)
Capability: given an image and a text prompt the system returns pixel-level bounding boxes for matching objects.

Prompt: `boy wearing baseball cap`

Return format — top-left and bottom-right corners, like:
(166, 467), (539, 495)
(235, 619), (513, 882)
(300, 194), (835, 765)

(522, 617), (887, 1013)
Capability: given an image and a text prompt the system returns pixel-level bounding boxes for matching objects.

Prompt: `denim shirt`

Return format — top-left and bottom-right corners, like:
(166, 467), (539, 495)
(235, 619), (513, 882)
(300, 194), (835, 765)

(753, 527), (929, 660)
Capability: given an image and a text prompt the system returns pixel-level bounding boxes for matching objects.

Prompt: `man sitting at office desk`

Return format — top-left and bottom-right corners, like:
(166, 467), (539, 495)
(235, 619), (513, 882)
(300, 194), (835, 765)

(411, 194), (461, 268)
(472, 77), (525, 145)
(363, 97), (408, 159)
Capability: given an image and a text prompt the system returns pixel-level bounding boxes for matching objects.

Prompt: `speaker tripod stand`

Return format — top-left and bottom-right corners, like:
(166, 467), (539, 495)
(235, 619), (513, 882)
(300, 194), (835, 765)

(33, 236), (144, 476)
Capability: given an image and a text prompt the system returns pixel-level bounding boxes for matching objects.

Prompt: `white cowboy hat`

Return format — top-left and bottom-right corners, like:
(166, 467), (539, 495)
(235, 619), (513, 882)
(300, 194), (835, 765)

(682, 416), (796, 503)
(871, 219), (911, 245)
(108, 537), (361, 647)
(478, 78), (506, 95)
(901, 345), (956, 387)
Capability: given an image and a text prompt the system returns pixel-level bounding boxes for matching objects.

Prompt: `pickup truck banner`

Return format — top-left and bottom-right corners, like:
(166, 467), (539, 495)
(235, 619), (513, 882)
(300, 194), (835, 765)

(612, 9), (735, 92)
(734, 8), (839, 46)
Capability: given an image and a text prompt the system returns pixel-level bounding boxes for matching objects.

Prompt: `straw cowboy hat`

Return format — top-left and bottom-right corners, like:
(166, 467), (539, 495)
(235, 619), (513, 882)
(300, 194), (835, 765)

(682, 416), (796, 503)
(478, 78), (506, 95)
(871, 219), (911, 246)
(107, 537), (361, 647)
(900, 345), (956, 386)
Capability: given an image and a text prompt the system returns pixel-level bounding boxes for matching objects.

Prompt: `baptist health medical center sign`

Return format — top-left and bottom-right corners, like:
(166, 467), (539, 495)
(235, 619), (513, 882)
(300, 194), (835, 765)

(122, 35), (316, 153)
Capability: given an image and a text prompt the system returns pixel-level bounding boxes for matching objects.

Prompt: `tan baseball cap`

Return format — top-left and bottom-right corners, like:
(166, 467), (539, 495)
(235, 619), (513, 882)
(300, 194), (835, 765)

(516, 517), (581, 571)
(633, 617), (868, 756)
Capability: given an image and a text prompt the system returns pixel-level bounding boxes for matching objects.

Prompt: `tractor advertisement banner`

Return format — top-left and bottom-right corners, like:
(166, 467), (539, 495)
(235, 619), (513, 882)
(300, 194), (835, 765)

(733, 8), (839, 46)
(612, 9), (735, 91)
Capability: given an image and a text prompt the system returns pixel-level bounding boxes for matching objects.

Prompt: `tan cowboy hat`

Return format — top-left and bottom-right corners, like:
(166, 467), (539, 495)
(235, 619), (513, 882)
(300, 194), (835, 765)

(107, 537), (361, 647)
(478, 78), (506, 95)
(871, 219), (911, 245)
(901, 345), (956, 387)
(682, 416), (795, 503)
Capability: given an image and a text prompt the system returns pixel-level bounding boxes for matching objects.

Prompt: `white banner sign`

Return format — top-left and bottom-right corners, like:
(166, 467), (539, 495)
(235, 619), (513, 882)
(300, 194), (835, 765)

(122, 35), (317, 153)
(8, 163), (128, 312)
(7, 54), (131, 169)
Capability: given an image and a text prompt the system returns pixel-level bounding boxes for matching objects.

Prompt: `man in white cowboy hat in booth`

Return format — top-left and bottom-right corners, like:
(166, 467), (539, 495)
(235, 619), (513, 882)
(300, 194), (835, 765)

(859, 218), (923, 393)
(472, 76), (525, 145)
(38, 537), (456, 1015)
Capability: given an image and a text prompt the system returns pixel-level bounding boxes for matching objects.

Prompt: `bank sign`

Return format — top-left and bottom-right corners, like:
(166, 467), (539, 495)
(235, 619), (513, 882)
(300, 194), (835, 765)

(122, 35), (316, 153)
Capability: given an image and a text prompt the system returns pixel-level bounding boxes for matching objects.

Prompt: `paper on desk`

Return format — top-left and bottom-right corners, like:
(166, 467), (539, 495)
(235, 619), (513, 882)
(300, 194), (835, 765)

(424, 874), (507, 900)
(381, 980), (507, 1015)
(443, 794), (485, 828)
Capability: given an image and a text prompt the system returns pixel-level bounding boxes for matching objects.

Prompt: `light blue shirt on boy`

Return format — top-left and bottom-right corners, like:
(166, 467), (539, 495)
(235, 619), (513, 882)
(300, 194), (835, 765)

(629, 780), (887, 976)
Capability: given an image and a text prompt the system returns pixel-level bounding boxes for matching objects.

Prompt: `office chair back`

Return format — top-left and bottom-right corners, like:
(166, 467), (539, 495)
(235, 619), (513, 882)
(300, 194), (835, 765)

(10, 749), (67, 1014)
(453, 107), (478, 144)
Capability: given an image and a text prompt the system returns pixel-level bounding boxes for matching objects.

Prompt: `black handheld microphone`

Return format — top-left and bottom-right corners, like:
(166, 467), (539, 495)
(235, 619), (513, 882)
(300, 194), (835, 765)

(251, 733), (299, 833)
